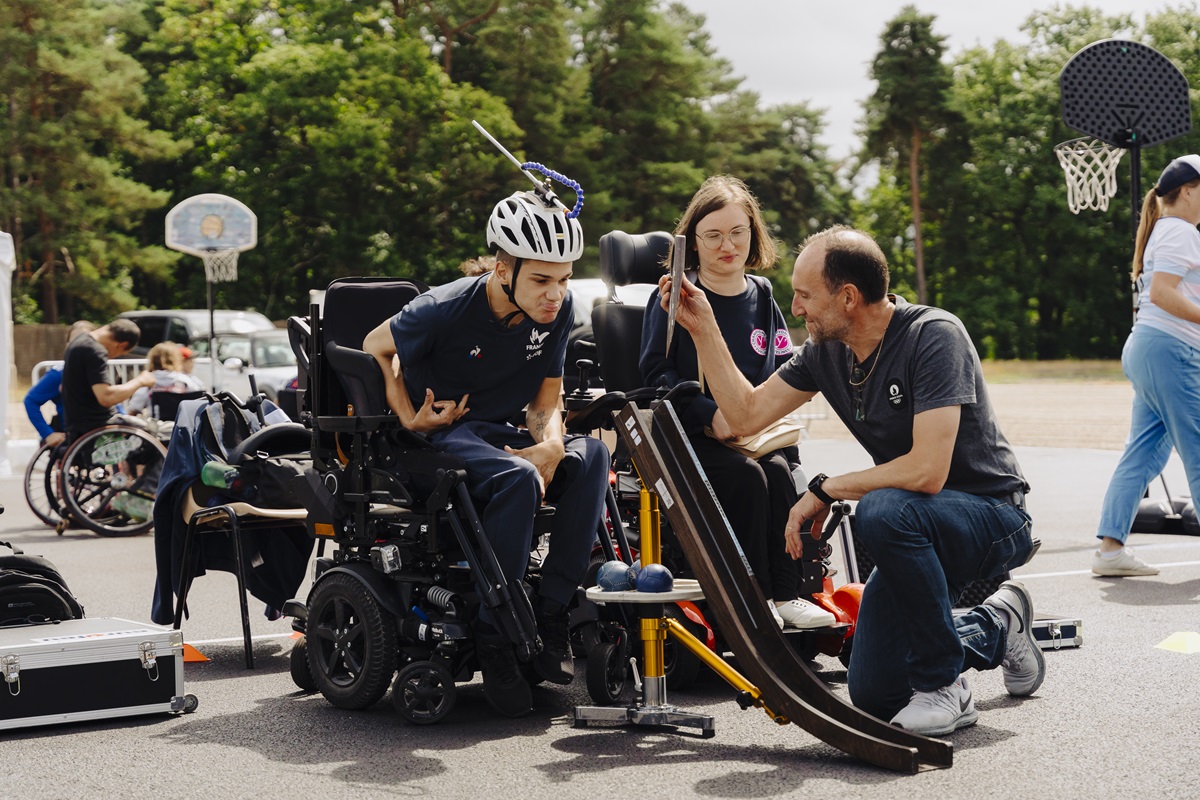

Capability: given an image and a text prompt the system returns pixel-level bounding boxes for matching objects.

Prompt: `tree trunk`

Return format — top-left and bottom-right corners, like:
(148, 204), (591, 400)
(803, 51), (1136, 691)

(36, 211), (55, 326)
(909, 127), (926, 305)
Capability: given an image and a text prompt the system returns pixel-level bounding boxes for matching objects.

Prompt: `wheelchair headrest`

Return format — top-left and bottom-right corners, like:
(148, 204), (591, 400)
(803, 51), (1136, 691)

(322, 277), (429, 351)
(598, 231), (673, 288)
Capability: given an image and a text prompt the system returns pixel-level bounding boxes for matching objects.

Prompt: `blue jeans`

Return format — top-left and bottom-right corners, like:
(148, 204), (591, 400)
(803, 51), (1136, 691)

(847, 487), (1033, 720)
(430, 421), (610, 610)
(1097, 325), (1200, 544)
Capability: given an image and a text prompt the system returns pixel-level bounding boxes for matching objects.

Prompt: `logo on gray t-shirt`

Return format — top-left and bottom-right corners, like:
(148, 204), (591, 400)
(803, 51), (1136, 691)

(887, 380), (906, 409)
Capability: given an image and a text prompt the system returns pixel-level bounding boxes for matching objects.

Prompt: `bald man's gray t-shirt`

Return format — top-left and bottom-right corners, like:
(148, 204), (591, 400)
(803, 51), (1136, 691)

(778, 296), (1026, 497)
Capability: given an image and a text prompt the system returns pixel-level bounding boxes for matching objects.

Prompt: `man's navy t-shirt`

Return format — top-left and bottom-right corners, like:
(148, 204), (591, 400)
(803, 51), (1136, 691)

(389, 274), (573, 424)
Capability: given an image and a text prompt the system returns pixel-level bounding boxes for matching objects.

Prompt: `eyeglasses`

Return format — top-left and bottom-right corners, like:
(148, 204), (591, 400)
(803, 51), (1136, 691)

(851, 367), (866, 421)
(697, 227), (751, 250)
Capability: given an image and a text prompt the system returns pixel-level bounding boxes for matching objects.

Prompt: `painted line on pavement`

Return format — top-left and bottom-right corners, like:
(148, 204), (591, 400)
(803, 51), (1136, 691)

(187, 632), (295, 645)
(1016, 559), (1200, 580)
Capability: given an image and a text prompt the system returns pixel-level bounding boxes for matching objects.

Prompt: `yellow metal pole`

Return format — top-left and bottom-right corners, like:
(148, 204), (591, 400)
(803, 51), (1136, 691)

(663, 618), (788, 725)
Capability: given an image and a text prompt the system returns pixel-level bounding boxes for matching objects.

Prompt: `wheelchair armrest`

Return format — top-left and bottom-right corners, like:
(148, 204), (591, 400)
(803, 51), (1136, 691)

(657, 380), (702, 406)
(564, 391), (627, 434)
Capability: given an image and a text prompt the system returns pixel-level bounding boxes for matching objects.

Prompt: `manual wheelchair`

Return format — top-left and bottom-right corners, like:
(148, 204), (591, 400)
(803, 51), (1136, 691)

(283, 277), (629, 723)
(23, 416), (171, 538)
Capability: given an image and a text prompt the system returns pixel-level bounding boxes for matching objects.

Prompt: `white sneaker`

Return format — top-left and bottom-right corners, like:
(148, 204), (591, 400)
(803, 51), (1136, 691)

(765, 600), (785, 630)
(1091, 547), (1159, 577)
(890, 675), (978, 736)
(983, 580), (1045, 697)
(775, 598), (836, 629)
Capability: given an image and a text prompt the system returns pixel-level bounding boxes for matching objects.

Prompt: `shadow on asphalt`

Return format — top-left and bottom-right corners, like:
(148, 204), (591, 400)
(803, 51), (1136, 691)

(150, 686), (558, 789)
(1095, 576), (1200, 607)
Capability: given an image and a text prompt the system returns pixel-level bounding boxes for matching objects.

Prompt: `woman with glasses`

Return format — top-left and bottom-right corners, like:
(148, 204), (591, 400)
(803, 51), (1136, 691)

(639, 175), (835, 629)
(1093, 154), (1200, 578)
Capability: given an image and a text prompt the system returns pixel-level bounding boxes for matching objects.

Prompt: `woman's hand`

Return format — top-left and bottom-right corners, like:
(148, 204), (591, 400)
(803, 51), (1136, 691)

(710, 408), (735, 441)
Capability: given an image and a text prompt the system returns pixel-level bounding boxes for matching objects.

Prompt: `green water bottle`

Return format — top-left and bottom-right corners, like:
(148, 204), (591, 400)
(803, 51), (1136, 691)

(201, 461), (241, 489)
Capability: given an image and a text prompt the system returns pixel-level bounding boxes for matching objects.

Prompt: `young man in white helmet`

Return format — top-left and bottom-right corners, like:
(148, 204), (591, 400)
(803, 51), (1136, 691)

(363, 190), (606, 718)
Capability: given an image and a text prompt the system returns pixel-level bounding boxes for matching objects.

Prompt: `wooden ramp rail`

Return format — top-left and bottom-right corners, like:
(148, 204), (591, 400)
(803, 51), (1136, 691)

(612, 401), (954, 774)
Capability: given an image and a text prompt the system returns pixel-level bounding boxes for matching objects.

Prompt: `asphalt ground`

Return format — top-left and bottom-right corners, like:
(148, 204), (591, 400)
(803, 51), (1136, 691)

(1, 438), (1199, 800)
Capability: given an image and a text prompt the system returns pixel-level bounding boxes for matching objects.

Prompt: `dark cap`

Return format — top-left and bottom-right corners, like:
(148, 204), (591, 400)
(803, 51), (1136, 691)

(1155, 155), (1200, 196)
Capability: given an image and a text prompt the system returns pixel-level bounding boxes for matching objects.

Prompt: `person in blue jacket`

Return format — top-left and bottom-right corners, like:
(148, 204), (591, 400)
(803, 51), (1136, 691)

(23, 321), (96, 447)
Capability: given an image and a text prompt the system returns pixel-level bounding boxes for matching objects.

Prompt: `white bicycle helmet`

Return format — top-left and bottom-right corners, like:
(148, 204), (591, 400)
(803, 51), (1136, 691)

(487, 191), (584, 263)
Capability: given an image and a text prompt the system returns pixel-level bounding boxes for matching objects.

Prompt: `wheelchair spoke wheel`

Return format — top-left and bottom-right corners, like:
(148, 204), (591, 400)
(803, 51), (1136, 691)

(59, 425), (166, 537)
(23, 443), (63, 527)
(306, 573), (397, 710)
(392, 661), (456, 725)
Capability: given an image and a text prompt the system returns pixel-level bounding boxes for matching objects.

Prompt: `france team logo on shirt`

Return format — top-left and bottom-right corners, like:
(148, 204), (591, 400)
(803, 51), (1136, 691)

(527, 328), (549, 360)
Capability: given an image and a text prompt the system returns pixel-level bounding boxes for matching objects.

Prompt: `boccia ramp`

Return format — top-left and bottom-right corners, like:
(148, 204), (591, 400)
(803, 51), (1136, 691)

(613, 401), (954, 773)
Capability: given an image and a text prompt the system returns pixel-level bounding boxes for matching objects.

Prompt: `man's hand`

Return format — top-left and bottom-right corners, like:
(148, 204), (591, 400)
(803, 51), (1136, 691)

(43, 431), (65, 448)
(504, 440), (564, 497)
(659, 274), (715, 336)
(709, 408), (734, 441)
(137, 371), (157, 389)
(783, 491), (830, 559)
(409, 389), (468, 433)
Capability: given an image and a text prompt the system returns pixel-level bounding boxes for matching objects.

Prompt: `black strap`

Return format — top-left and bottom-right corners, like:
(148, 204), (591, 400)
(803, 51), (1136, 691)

(0, 540), (23, 556)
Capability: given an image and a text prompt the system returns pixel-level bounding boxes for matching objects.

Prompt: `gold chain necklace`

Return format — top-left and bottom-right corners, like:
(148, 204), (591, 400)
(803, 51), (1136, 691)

(847, 321), (888, 387)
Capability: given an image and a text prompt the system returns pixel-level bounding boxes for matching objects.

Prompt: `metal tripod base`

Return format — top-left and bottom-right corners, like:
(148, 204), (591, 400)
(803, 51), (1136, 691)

(573, 703), (716, 738)
(574, 674), (716, 738)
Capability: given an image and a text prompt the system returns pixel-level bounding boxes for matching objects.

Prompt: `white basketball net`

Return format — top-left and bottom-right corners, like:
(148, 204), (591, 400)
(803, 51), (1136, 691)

(1054, 137), (1126, 214)
(202, 248), (239, 283)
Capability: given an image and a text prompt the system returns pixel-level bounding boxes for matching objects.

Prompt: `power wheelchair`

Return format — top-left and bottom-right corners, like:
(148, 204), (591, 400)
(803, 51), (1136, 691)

(283, 277), (631, 723)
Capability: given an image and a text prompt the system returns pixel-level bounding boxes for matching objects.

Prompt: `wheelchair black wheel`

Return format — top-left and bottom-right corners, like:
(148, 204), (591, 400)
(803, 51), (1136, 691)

(306, 573), (398, 710)
(392, 661), (456, 725)
(59, 425), (166, 537)
(289, 635), (319, 693)
(585, 641), (627, 705)
(661, 604), (703, 691)
(23, 443), (63, 527)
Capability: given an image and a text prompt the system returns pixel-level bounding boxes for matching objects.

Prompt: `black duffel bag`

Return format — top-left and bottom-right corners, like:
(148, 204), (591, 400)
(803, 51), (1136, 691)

(0, 540), (85, 626)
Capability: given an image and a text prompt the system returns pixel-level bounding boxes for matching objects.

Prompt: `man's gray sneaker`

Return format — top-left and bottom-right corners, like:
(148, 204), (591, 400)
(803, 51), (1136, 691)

(890, 675), (978, 736)
(983, 580), (1046, 697)
(1092, 548), (1160, 577)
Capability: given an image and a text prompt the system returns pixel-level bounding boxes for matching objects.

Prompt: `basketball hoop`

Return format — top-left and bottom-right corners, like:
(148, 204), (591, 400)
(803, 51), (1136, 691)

(202, 248), (239, 283)
(1054, 137), (1126, 214)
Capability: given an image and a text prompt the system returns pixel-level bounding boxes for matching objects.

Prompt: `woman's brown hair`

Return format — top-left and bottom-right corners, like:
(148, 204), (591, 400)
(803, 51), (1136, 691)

(667, 175), (778, 273)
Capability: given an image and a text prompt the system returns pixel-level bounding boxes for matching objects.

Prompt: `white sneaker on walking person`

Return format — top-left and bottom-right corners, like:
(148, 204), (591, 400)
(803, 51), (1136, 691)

(774, 598), (836, 629)
(1091, 547), (1159, 577)
(889, 675), (978, 736)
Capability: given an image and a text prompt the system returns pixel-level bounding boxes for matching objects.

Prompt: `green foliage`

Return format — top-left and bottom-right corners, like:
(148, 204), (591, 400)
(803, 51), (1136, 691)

(11, 0), (1198, 362)
(0, 0), (184, 323)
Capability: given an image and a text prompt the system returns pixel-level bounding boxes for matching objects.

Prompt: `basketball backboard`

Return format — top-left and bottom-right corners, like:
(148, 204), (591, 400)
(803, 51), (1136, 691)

(165, 194), (257, 257)
(1060, 39), (1191, 149)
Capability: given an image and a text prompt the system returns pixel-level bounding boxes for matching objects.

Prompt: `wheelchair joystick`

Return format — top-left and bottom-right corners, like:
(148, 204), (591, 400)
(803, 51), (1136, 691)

(574, 359), (595, 395)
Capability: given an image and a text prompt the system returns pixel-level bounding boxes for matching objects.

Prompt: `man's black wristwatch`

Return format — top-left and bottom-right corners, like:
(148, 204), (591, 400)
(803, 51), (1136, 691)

(807, 473), (835, 505)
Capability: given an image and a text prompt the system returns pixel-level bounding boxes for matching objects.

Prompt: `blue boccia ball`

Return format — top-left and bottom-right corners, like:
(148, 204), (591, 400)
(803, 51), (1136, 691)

(636, 563), (674, 593)
(596, 560), (636, 592)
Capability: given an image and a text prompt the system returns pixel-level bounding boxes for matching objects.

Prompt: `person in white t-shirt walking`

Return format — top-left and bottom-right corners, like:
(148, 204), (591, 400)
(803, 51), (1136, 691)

(1094, 154), (1200, 577)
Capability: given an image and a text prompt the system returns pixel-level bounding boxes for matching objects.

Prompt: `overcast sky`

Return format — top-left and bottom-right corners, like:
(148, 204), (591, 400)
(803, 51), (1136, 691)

(677, 0), (1163, 158)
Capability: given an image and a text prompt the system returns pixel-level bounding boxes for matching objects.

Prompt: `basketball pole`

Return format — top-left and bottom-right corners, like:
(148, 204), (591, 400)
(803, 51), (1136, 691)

(206, 250), (217, 389)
